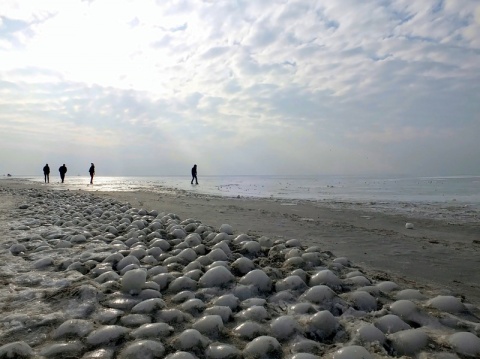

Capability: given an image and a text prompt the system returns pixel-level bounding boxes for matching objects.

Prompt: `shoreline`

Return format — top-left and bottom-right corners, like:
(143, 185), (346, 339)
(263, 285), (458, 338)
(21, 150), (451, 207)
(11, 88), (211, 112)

(2, 179), (479, 306)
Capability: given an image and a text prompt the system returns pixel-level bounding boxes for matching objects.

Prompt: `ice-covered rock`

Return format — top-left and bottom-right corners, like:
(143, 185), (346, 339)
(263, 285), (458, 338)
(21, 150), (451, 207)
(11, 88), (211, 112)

(243, 336), (282, 359)
(86, 325), (130, 346)
(309, 269), (342, 289)
(192, 315), (224, 336)
(448, 332), (480, 357)
(348, 291), (377, 312)
(0, 341), (33, 358)
(427, 295), (466, 313)
(331, 345), (372, 359)
(270, 315), (300, 341)
(231, 257), (255, 274)
(118, 339), (165, 359)
(205, 343), (241, 359)
(171, 329), (210, 350)
(232, 321), (267, 339)
(355, 324), (386, 344)
(374, 314), (410, 334)
(307, 310), (338, 339)
(239, 269), (272, 292)
(52, 319), (94, 339)
(199, 266), (235, 288)
(389, 328), (429, 356)
(213, 294), (240, 310)
(40, 342), (84, 358)
(130, 323), (174, 339)
(219, 223), (234, 234)
(275, 275), (308, 292)
(301, 285), (336, 304)
(122, 268), (147, 295)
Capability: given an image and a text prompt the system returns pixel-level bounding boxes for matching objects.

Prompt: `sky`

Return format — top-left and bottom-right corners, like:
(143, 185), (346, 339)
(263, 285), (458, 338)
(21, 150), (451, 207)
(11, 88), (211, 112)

(1, 0), (479, 177)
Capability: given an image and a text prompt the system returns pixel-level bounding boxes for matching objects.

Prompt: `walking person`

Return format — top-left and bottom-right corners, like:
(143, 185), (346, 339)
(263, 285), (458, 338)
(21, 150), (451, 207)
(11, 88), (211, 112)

(191, 164), (198, 185)
(43, 164), (50, 183)
(89, 163), (95, 184)
(59, 164), (67, 183)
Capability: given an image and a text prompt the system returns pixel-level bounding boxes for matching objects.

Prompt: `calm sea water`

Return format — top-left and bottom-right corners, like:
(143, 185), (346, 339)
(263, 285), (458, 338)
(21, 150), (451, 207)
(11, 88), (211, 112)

(16, 175), (480, 223)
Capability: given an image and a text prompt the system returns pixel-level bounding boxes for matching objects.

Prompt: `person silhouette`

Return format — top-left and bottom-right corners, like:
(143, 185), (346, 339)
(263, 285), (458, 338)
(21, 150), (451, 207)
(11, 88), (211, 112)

(89, 163), (95, 184)
(43, 164), (50, 183)
(59, 164), (67, 183)
(191, 164), (198, 185)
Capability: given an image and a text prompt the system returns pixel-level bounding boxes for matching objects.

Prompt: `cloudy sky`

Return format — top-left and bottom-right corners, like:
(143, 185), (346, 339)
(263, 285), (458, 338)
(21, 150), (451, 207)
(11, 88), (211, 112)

(1, 0), (479, 177)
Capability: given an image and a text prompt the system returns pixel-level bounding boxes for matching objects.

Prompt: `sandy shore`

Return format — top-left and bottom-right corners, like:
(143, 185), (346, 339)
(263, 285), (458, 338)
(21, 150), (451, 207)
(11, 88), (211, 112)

(2, 179), (479, 306)
(1, 178), (480, 358)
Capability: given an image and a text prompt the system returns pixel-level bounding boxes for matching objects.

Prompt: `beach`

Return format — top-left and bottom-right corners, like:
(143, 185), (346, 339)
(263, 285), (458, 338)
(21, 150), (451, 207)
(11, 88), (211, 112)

(1, 179), (479, 358)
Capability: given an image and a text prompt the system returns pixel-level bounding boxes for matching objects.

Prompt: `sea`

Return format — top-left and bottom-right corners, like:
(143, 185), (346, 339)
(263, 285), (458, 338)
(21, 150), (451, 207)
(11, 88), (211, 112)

(11, 175), (480, 224)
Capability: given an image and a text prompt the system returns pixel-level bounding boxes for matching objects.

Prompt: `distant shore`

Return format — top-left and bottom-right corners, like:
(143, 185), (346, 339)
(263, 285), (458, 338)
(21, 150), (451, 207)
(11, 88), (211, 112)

(1, 179), (479, 306)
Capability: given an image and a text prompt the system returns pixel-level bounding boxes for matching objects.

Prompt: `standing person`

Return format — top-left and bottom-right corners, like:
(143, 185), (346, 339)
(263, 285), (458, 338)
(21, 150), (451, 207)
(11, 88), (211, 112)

(191, 164), (198, 185)
(59, 164), (67, 183)
(89, 163), (95, 184)
(43, 164), (50, 183)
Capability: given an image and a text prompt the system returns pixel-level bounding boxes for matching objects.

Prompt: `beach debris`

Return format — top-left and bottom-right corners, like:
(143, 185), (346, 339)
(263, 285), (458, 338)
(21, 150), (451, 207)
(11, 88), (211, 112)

(0, 187), (478, 358)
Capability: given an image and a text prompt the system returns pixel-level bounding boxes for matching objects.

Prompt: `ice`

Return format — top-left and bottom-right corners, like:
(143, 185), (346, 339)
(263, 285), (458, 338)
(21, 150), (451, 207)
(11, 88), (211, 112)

(236, 305), (269, 321)
(204, 306), (233, 323)
(86, 325), (130, 346)
(270, 315), (300, 340)
(192, 315), (224, 336)
(207, 248), (229, 261)
(233, 321), (267, 339)
(0, 341), (33, 358)
(240, 240), (262, 255)
(52, 319), (94, 339)
(331, 345), (372, 359)
(178, 248), (197, 262)
(165, 352), (198, 359)
(307, 310), (338, 339)
(181, 298), (206, 314)
(374, 314), (410, 334)
(39, 342), (84, 358)
(219, 223), (234, 234)
(118, 339), (165, 359)
(172, 329), (210, 350)
(231, 257), (255, 274)
(130, 323), (174, 339)
(389, 299), (418, 319)
(198, 266), (235, 288)
(301, 285), (336, 304)
(355, 323), (386, 344)
(243, 336), (282, 358)
(309, 269), (342, 289)
(427, 295), (466, 313)
(213, 294), (240, 309)
(389, 328), (429, 356)
(349, 290), (377, 311)
(448, 332), (480, 357)
(205, 343), (241, 359)
(239, 269), (272, 292)
(122, 268), (147, 295)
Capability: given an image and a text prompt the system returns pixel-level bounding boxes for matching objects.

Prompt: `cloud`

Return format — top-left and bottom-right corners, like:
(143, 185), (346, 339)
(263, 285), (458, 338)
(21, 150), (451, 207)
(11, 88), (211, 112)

(0, 0), (479, 176)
